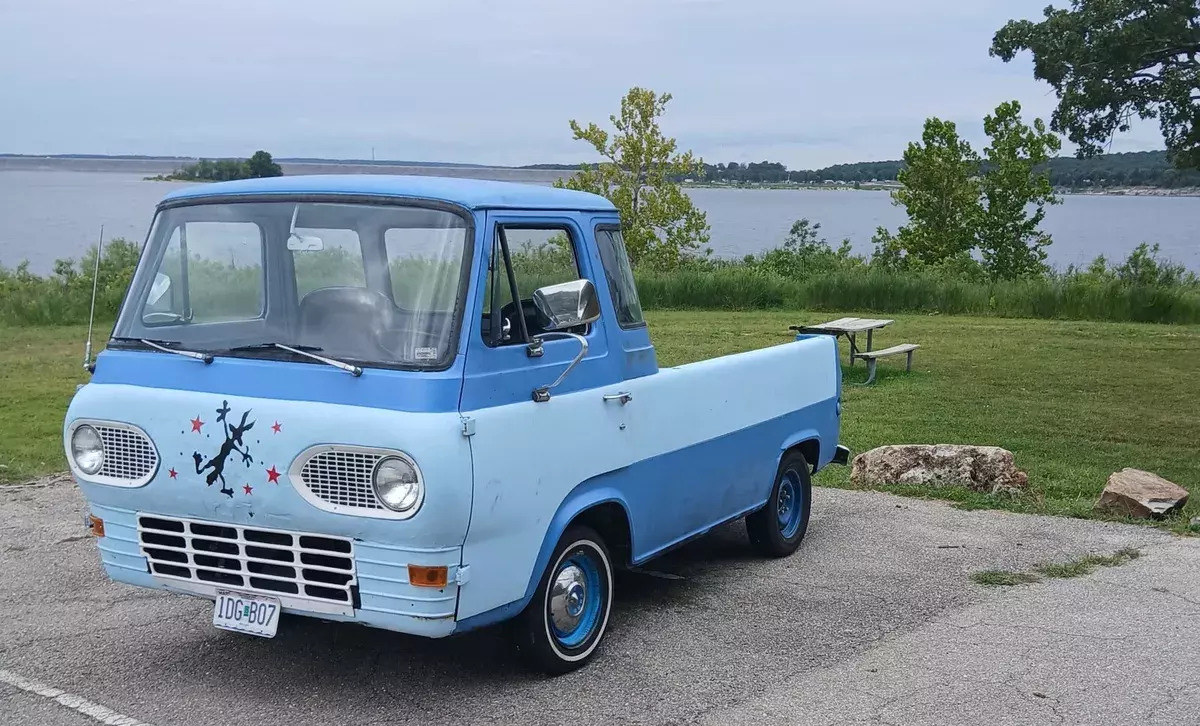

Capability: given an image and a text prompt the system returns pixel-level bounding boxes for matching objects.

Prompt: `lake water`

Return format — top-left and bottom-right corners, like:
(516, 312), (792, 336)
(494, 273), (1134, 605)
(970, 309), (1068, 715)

(1, 168), (1197, 273)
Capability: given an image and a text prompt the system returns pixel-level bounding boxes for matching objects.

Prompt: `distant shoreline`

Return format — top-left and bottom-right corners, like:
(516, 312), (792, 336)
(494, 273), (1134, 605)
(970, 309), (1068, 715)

(682, 182), (1200, 197)
(4, 156), (1199, 198)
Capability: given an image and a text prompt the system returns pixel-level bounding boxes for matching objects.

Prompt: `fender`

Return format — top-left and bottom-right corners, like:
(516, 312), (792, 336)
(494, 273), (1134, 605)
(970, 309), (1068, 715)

(779, 429), (824, 469)
(454, 479), (633, 634)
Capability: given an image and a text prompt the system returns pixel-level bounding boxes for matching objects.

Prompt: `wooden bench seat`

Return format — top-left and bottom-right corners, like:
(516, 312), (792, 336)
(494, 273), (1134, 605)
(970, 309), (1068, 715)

(855, 343), (919, 385)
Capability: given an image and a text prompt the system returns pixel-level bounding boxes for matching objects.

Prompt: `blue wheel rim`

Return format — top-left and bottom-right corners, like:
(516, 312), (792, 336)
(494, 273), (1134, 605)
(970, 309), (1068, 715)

(777, 470), (803, 539)
(549, 551), (604, 649)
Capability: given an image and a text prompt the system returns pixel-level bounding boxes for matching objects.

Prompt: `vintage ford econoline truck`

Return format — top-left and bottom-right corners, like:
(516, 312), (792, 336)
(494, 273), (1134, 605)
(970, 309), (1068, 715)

(64, 175), (847, 673)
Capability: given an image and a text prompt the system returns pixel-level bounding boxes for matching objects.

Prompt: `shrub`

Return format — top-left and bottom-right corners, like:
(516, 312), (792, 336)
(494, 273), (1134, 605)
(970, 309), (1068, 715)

(1, 232), (1197, 326)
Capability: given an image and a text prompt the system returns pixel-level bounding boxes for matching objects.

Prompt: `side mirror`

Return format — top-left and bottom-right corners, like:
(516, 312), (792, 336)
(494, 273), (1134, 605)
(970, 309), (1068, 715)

(528, 279), (601, 403)
(532, 279), (601, 331)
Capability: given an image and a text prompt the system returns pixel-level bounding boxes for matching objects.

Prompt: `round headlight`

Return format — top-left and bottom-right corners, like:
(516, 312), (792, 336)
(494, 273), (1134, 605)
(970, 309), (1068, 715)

(71, 424), (105, 475)
(373, 456), (422, 512)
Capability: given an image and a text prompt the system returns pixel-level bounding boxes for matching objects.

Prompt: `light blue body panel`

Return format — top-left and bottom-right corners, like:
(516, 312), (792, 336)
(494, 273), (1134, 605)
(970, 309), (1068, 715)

(65, 176), (843, 641)
(67, 381), (471, 637)
(456, 334), (839, 625)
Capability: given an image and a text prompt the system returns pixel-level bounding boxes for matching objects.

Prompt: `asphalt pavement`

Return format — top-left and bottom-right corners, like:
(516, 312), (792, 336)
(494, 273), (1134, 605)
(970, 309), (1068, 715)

(1, 479), (1196, 726)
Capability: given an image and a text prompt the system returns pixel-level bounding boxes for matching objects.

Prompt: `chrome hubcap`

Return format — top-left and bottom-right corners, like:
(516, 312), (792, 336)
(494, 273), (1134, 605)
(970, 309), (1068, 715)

(550, 564), (588, 633)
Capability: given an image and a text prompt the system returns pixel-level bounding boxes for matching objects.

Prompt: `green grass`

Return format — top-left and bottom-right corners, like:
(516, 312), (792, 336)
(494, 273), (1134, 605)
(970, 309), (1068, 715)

(4, 241), (1199, 326)
(971, 547), (1143, 587)
(970, 570), (1043, 587)
(3, 312), (1199, 535)
(649, 310), (1200, 530)
(0, 324), (92, 482)
(1034, 547), (1142, 579)
(634, 267), (1200, 324)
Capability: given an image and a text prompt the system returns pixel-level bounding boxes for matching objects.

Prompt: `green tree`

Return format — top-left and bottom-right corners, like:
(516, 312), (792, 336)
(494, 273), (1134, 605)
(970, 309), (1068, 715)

(978, 100), (1063, 279)
(556, 87), (711, 269)
(883, 118), (982, 266)
(246, 150), (283, 178)
(991, 0), (1200, 168)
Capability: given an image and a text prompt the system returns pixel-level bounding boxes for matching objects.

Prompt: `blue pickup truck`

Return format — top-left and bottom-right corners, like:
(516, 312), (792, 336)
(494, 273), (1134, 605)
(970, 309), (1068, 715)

(64, 175), (847, 673)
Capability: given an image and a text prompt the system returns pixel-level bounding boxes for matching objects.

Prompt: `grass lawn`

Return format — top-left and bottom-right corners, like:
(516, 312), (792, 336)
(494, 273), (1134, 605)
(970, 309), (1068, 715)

(1, 324), (92, 482)
(650, 311), (1200, 529)
(3, 312), (1199, 530)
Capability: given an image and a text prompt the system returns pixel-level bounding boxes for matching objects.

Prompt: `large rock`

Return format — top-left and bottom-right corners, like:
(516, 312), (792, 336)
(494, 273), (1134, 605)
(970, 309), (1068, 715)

(1093, 468), (1189, 519)
(850, 444), (1029, 493)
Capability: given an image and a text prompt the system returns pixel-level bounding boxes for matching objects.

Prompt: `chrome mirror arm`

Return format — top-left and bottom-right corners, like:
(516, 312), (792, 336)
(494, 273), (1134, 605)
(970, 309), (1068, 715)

(531, 332), (589, 402)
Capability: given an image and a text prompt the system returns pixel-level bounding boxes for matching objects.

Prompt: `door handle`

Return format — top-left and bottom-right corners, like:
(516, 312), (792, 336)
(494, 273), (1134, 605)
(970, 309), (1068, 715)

(603, 391), (633, 405)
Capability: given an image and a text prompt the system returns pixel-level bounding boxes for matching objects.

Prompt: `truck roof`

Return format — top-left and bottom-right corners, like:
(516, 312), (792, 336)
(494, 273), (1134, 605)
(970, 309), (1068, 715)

(159, 174), (618, 212)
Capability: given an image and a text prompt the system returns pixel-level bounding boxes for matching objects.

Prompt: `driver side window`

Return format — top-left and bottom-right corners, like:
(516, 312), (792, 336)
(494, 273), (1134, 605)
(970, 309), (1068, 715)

(481, 226), (581, 346)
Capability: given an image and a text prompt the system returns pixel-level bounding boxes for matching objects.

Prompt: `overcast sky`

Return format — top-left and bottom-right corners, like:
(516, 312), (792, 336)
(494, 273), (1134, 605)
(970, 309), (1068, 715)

(0, 0), (1165, 169)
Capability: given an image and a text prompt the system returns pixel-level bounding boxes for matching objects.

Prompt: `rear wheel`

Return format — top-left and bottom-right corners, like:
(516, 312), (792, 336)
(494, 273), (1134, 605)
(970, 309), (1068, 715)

(746, 450), (812, 557)
(513, 525), (614, 675)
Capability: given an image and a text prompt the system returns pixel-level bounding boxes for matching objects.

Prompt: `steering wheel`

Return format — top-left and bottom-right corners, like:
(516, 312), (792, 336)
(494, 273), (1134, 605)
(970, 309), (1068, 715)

(498, 298), (543, 342)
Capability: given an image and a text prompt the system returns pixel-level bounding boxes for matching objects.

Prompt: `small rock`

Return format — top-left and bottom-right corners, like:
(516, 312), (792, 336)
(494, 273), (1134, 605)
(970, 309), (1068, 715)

(1189, 516), (1200, 531)
(1093, 468), (1189, 519)
(850, 444), (1029, 494)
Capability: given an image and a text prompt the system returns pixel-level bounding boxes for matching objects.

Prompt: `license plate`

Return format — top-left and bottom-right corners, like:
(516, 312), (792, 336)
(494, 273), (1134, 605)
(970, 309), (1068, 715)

(213, 590), (280, 638)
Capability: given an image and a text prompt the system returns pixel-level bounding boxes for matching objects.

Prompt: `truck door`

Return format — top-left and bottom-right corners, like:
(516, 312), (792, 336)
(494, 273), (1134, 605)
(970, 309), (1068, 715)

(457, 212), (629, 621)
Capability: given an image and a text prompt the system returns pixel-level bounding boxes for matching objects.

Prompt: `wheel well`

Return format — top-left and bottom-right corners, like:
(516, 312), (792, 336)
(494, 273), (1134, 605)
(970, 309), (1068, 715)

(572, 502), (633, 568)
(787, 438), (821, 473)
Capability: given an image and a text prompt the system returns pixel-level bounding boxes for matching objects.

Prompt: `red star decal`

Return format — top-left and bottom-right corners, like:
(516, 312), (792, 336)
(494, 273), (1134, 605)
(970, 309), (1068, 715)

(271, 421), (282, 433)
(243, 483), (253, 495)
(266, 466), (280, 484)
(168, 468), (177, 479)
(190, 416), (204, 433)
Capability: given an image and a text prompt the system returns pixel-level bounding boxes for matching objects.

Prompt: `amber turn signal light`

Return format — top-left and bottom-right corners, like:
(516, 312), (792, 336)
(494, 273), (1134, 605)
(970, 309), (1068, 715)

(87, 515), (105, 538)
(408, 564), (448, 588)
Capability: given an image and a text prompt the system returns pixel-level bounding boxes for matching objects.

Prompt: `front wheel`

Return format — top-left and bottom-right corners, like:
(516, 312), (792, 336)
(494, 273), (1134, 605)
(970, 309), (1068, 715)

(513, 525), (614, 675)
(746, 450), (813, 557)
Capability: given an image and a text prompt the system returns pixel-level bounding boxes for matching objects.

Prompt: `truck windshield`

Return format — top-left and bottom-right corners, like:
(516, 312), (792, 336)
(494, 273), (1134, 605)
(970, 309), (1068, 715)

(111, 200), (471, 370)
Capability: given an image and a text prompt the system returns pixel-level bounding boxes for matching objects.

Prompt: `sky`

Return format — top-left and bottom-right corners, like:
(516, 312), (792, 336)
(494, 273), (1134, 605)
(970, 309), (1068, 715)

(0, 0), (1166, 169)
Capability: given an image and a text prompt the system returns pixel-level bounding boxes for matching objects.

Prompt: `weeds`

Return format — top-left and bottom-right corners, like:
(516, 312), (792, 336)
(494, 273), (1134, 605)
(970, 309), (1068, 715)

(1, 228), (1197, 327)
(1034, 547), (1141, 579)
(971, 547), (1143, 587)
(971, 570), (1042, 587)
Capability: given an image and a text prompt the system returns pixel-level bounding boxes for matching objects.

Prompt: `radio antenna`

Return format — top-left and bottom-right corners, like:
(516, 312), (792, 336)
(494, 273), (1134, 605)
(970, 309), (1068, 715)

(83, 225), (105, 372)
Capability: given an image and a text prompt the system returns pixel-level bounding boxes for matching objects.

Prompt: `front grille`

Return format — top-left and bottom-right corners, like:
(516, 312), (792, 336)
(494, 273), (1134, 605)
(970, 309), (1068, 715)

(137, 515), (356, 604)
(297, 448), (387, 511)
(97, 424), (158, 483)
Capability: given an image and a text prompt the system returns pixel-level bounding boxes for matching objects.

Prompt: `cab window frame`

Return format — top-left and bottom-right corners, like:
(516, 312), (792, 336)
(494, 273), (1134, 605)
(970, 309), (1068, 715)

(593, 223), (646, 331)
(140, 218), (269, 329)
(481, 222), (587, 348)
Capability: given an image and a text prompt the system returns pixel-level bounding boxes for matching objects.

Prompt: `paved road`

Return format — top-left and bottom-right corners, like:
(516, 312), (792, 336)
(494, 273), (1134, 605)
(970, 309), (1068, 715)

(1, 480), (1196, 726)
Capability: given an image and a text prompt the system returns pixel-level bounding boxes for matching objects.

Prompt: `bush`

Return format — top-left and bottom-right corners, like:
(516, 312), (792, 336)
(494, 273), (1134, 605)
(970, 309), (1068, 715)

(1, 230), (1197, 327)
(0, 239), (141, 325)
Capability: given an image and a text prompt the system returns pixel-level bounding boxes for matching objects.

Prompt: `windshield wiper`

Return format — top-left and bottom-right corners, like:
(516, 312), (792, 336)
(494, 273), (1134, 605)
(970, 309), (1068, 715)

(226, 342), (324, 353)
(226, 342), (362, 377)
(111, 337), (213, 364)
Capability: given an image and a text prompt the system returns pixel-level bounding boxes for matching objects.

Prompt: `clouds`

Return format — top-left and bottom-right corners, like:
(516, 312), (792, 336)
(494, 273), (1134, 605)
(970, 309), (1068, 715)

(0, 0), (1165, 167)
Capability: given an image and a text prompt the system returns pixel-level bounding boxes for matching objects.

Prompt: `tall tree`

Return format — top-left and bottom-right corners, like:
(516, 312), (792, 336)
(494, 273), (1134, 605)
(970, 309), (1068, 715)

(978, 101), (1063, 279)
(883, 118), (982, 266)
(991, 0), (1200, 168)
(557, 88), (711, 268)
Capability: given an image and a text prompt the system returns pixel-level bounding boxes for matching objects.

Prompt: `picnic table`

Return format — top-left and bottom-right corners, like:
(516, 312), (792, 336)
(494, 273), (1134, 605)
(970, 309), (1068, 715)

(789, 317), (919, 385)
(789, 316), (894, 364)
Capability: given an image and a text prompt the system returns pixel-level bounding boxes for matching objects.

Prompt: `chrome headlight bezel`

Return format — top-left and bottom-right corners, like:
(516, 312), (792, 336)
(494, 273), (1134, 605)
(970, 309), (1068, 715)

(372, 455), (424, 514)
(288, 445), (426, 520)
(63, 419), (159, 487)
(71, 424), (105, 475)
